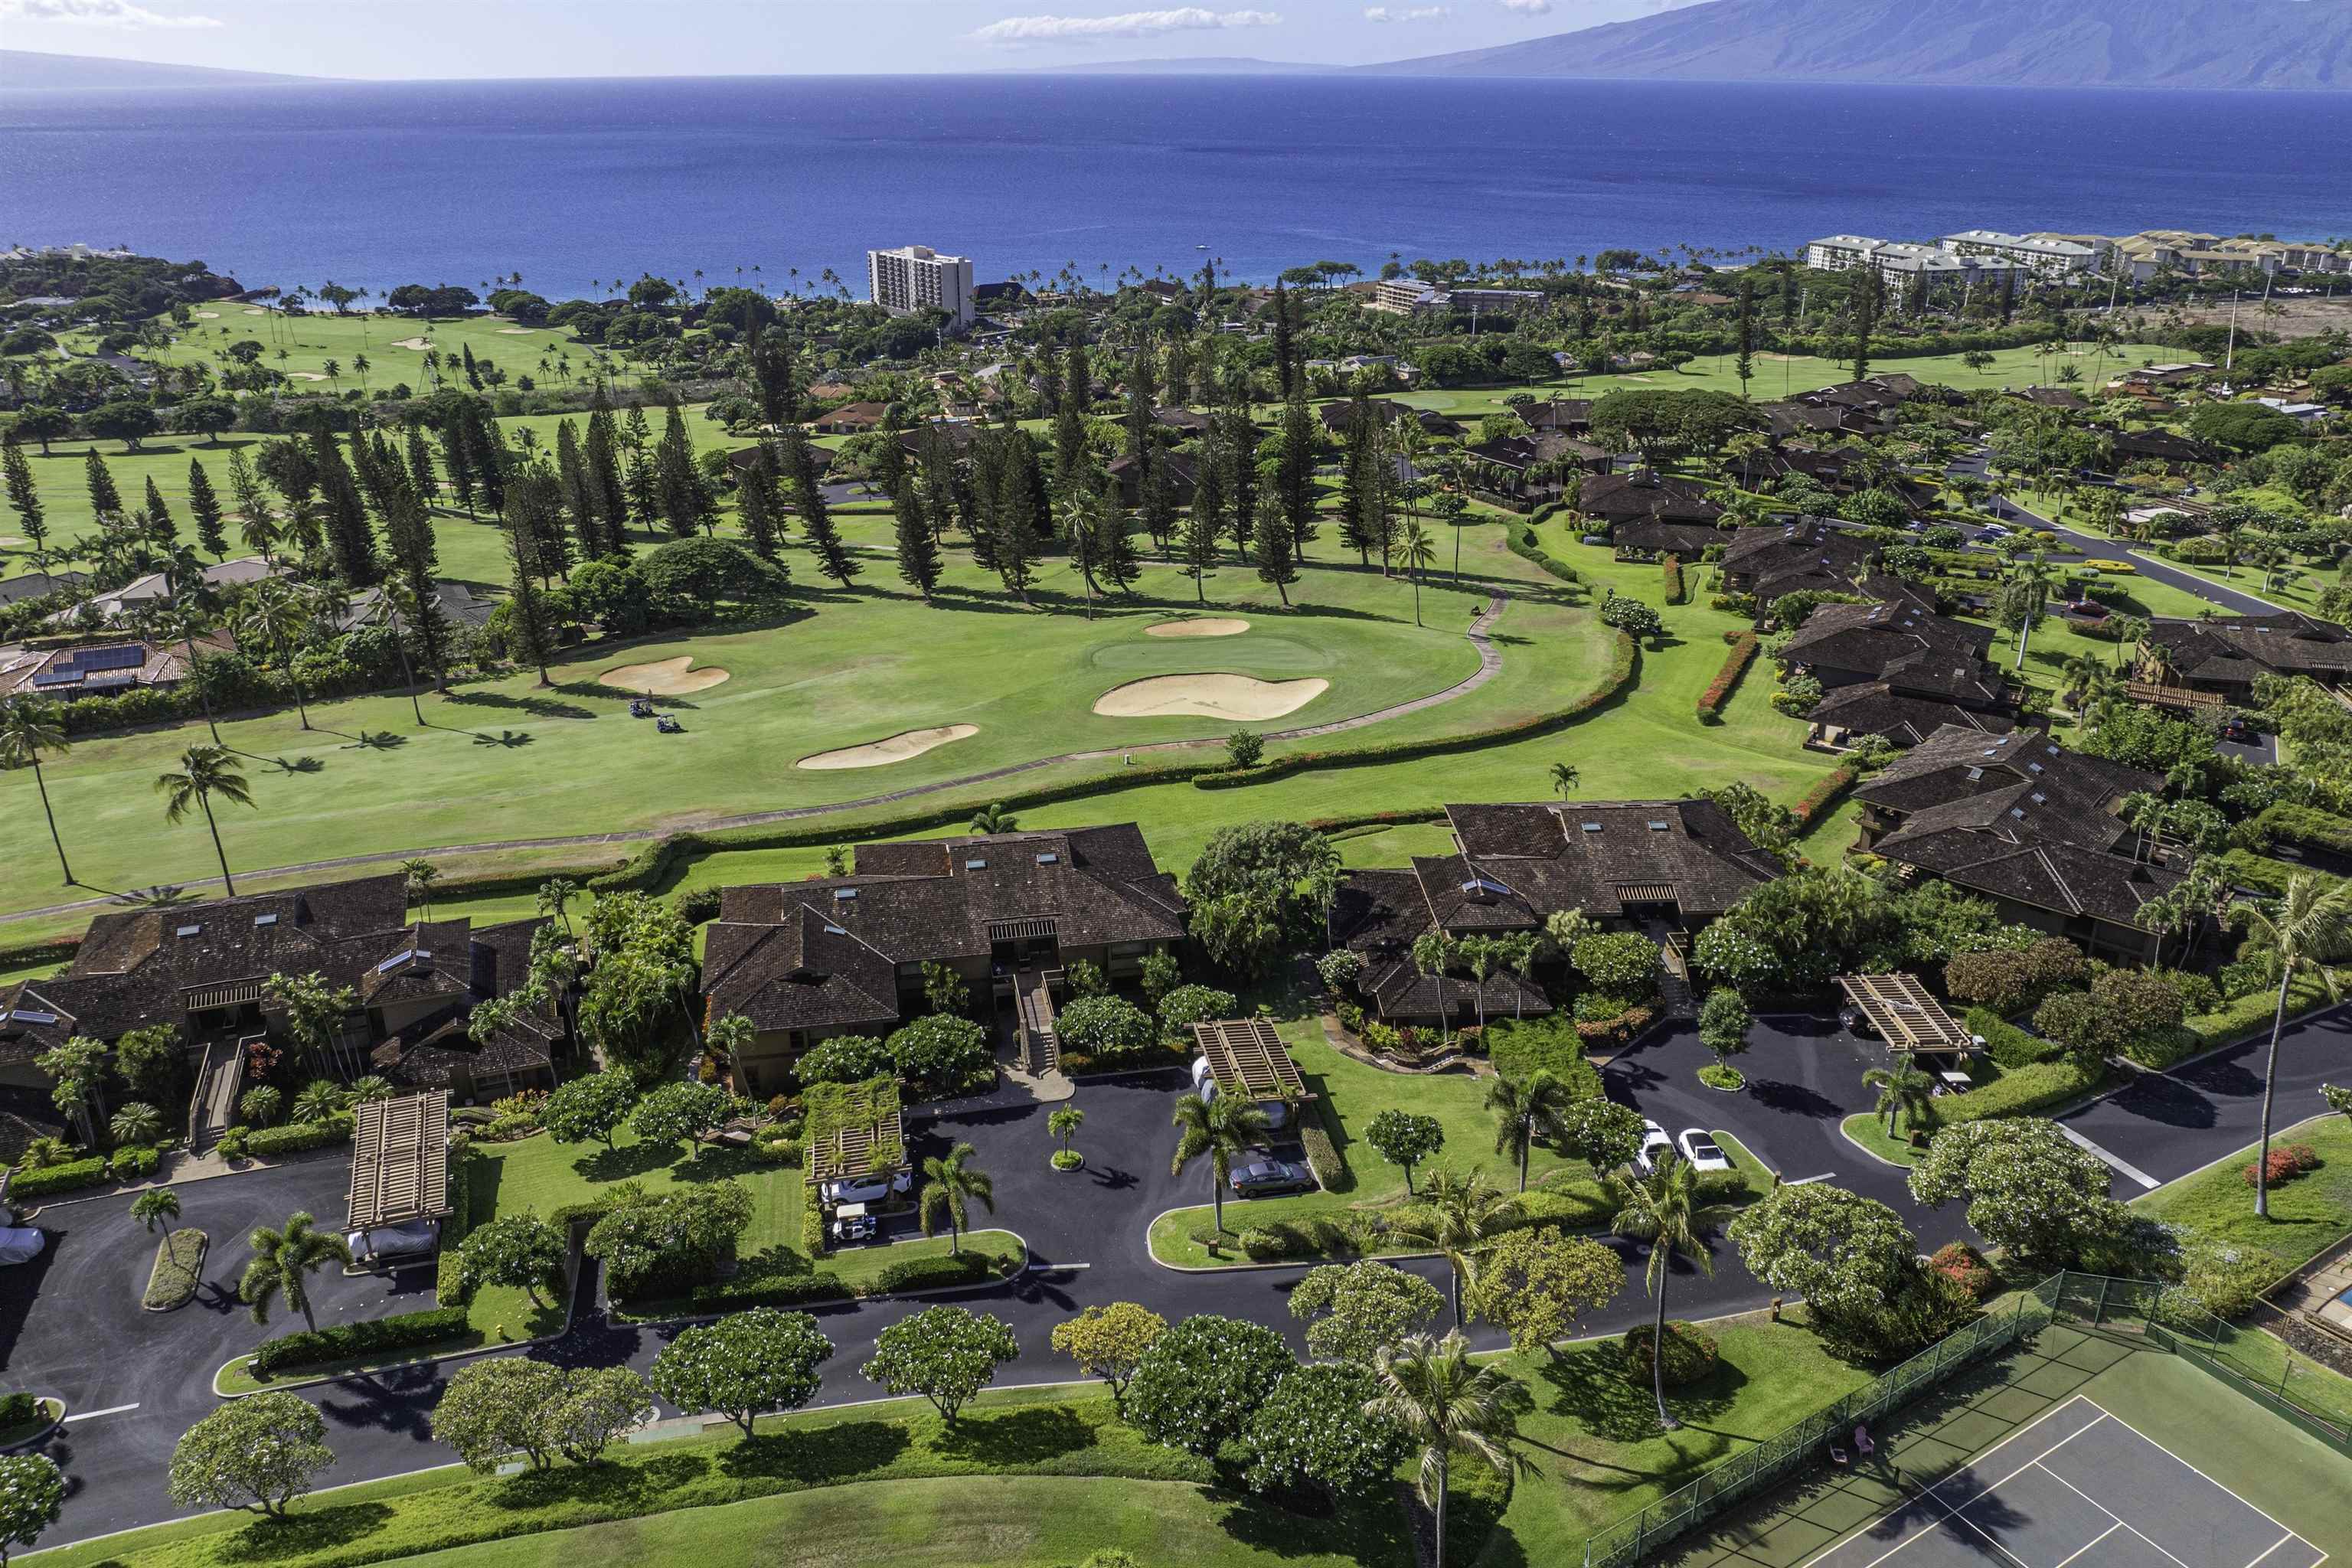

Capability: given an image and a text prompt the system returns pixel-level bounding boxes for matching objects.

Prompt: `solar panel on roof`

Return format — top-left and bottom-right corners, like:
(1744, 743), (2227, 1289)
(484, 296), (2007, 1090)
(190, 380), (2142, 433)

(31, 669), (82, 688)
(80, 645), (146, 671)
(82, 672), (136, 690)
(11, 1010), (59, 1025)
(377, 949), (416, 972)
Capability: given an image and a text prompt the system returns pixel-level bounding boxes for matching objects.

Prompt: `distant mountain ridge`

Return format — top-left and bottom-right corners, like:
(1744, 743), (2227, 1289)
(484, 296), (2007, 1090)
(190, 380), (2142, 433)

(1355, 0), (2352, 90)
(0, 51), (323, 90)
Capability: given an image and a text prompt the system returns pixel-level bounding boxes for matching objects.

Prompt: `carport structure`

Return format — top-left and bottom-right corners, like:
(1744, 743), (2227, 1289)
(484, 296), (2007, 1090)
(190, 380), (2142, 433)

(1192, 1018), (1315, 1106)
(805, 1077), (909, 1191)
(346, 1090), (453, 1250)
(1834, 973), (1973, 1055)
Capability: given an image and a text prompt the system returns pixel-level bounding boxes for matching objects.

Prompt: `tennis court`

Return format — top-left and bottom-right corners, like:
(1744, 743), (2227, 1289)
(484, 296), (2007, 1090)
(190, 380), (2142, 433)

(1804, 1396), (2326, 1568)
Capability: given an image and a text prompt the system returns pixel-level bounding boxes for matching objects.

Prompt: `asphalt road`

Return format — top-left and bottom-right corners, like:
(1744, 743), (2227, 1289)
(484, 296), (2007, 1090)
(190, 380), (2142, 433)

(16, 1001), (2351, 1550)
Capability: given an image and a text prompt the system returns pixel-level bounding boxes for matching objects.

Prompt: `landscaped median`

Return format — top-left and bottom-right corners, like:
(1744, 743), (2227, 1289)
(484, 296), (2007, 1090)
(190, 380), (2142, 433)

(142, 1228), (208, 1310)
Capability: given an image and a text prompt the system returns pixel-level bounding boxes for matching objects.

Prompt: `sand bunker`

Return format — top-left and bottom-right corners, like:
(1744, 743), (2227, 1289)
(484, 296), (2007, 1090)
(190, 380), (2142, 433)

(391, 336), (433, 351)
(1145, 618), (1250, 639)
(798, 724), (980, 771)
(1094, 674), (1328, 721)
(286, 372), (328, 381)
(242, 308), (266, 315)
(193, 310), (220, 319)
(498, 327), (534, 335)
(599, 655), (732, 696)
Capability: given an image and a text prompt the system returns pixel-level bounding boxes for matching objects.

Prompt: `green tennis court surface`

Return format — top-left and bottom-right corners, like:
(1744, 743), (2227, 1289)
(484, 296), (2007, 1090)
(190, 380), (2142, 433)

(1656, 1325), (2346, 1568)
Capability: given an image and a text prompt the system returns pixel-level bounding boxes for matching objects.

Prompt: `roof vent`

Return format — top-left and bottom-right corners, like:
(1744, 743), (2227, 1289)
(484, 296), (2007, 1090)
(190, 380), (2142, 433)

(833, 887), (859, 901)
(965, 858), (988, 871)
(1580, 822), (1603, 834)
(254, 913), (278, 927)
(1036, 852), (1059, 864)
(175, 924), (201, 937)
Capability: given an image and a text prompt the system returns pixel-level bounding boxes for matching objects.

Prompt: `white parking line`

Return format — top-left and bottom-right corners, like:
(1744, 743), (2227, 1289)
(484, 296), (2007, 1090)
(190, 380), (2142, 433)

(2057, 1124), (2160, 1190)
(65, 1403), (139, 1422)
(1785, 1172), (1839, 1186)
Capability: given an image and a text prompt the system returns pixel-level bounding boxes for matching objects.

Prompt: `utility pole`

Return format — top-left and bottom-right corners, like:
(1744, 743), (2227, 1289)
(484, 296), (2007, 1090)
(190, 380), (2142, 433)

(2223, 290), (2240, 377)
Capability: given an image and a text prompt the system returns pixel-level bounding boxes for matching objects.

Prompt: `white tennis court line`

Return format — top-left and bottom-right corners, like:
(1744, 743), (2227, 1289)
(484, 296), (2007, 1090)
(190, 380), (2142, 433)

(2098, 1416), (2327, 1567)
(2033, 1458), (2194, 1568)
(2052, 1523), (2128, 1568)
(2243, 1533), (2301, 1568)
(1799, 1396), (2111, 1568)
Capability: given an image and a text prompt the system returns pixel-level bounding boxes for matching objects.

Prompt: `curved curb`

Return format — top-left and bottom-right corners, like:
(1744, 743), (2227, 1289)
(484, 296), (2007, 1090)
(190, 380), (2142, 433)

(1837, 1115), (1918, 1170)
(0, 596), (1515, 931)
(0, 1398), (65, 1452)
(1141, 1200), (1447, 1273)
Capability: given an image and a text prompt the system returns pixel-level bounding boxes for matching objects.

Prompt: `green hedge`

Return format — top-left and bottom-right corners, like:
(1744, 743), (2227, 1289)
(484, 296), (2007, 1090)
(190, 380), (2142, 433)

(2252, 803), (2352, 859)
(1696, 632), (1757, 724)
(871, 1250), (1013, 1294)
(1504, 521), (1579, 585)
(1932, 1057), (2112, 1128)
(1793, 761), (1862, 831)
(7, 1156), (111, 1199)
(688, 1271), (854, 1313)
(436, 1158), (475, 1307)
(250, 1305), (472, 1377)
(1965, 1008), (2058, 1069)
(1663, 554), (1687, 605)
(245, 1121), (351, 1157)
(1298, 1094), (1350, 1193)
(0, 937), (78, 972)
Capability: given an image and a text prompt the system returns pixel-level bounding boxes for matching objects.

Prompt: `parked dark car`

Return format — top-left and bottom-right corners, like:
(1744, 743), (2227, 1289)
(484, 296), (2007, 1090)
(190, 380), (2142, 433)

(1230, 1158), (1315, 1198)
(2220, 715), (2259, 744)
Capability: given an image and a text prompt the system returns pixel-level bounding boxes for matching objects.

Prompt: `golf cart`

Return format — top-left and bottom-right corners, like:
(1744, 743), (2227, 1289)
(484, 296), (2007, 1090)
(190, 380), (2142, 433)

(829, 1202), (878, 1245)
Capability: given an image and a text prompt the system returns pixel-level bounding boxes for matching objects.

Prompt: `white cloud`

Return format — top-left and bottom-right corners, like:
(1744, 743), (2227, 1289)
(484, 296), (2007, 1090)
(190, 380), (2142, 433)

(1499, 0), (1551, 13)
(1364, 4), (1449, 18)
(971, 7), (1282, 44)
(0, 0), (221, 26)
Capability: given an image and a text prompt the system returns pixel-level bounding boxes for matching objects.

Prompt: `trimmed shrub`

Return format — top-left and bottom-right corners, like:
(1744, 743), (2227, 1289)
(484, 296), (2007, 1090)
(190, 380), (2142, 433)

(1697, 632), (1757, 723)
(436, 1161), (475, 1307)
(873, 1251), (1011, 1294)
(672, 886), (723, 925)
(1929, 1241), (1998, 1302)
(2244, 1144), (2321, 1187)
(1662, 554), (1687, 605)
(1932, 1057), (2112, 1126)
(1792, 761), (1861, 830)
(1622, 1321), (1719, 1387)
(243, 1122), (351, 1158)
(249, 1305), (471, 1377)
(1487, 1018), (1605, 1097)
(109, 1144), (162, 1181)
(685, 1272), (852, 1313)
(5, 1157), (109, 1199)
(1298, 1096), (1349, 1192)
(1966, 1008), (2057, 1069)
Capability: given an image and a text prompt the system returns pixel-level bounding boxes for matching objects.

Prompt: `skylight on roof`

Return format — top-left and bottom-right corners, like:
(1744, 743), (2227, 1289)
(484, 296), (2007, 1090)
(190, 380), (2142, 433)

(965, 858), (988, 870)
(1036, 852), (1059, 864)
(823, 924), (848, 936)
(2046, 745), (2060, 756)
(253, 913), (277, 927)
(1965, 767), (1983, 781)
(11, 1010), (58, 1026)
(2009, 808), (2025, 818)
(2028, 761), (2043, 774)
(375, 949), (418, 973)
(175, 924), (201, 937)
(833, 887), (859, 900)
(1648, 821), (1669, 831)
(1580, 822), (1602, 833)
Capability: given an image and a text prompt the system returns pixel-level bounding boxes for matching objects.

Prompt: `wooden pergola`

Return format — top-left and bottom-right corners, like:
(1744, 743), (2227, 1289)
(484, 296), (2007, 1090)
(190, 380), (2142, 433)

(1835, 974), (1974, 1055)
(1193, 1019), (1314, 1102)
(806, 1106), (908, 1187)
(347, 1091), (452, 1232)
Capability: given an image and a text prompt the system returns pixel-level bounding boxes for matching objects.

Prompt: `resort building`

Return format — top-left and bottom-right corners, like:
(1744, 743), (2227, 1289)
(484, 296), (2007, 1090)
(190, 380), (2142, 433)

(1851, 727), (2178, 964)
(867, 245), (975, 326)
(2136, 612), (2352, 708)
(1938, 230), (2100, 276)
(1328, 800), (1781, 1029)
(0, 874), (564, 1125)
(700, 824), (1186, 1096)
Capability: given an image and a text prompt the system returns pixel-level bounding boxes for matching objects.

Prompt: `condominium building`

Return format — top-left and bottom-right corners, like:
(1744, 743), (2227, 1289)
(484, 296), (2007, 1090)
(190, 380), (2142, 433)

(1805, 235), (1886, 272)
(1370, 278), (1544, 316)
(1938, 230), (2100, 276)
(867, 245), (975, 326)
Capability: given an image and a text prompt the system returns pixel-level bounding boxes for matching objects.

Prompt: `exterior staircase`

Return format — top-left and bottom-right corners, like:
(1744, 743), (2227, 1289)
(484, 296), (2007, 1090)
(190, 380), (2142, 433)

(185, 1034), (250, 1157)
(1004, 968), (1073, 1102)
(1652, 928), (1697, 1020)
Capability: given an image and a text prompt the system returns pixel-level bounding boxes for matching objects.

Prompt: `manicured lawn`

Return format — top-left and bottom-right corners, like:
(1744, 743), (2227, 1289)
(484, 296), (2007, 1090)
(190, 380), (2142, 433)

(26, 1383), (1404, 1568)
(218, 1332), (493, 1397)
(2135, 1112), (2352, 1276)
(1841, 1112), (1925, 1168)
(1472, 1314), (1878, 1565)
(0, 1396), (61, 1447)
(141, 1227), (208, 1309)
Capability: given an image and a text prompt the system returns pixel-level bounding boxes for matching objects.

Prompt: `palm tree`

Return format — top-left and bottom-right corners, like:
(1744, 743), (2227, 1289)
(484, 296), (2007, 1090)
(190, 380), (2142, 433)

(347, 1075), (395, 1103)
(110, 1100), (163, 1145)
(1412, 930), (1458, 1046)
(1047, 1105), (1085, 1159)
(1461, 936), (1497, 1031)
(291, 1079), (348, 1125)
(919, 1141), (995, 1255)
(537, 877), (580, 936)
(0, 698), (74, 884)
(1399, 520), (1438, 626)
(239, 1210), (353, 1332)
(1548, 762), (1579, 800)
(970, 802), (1018, 835)
(237, 580), (315, 729)
(2008, 554), (2053, 671)
(1502, 931), (1541, 1021)
(1862, 1052), (1937, 1138)
(1170, 1091), (1272, 1236)
(1366, 1331), (1527, 1568)
(131, 1187), (181, 1234)
(1610, 1154), (1713, 1429)
(157, 744), (256, 896)
(2226, 876), (2352, 1218)
(403, 858), (439, 918)
(1486, 1069), (1576, 1192)
(1401, 1167), (1521, 1327)
(2059, 654), (2118, 716)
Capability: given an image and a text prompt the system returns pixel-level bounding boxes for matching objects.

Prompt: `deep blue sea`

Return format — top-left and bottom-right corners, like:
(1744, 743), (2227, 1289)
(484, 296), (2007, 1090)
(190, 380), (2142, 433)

(4, 75), (2350, 297)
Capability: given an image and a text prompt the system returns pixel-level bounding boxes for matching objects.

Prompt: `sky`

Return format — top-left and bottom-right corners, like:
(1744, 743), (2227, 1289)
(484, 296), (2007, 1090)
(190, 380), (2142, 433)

(0, 0), (1701, 77)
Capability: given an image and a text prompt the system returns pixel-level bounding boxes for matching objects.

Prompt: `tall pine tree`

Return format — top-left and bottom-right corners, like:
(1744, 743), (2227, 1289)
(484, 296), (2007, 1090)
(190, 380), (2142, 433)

(736, 445), (786, 561)
(1252, 488), (1298, 606)
(187, 459), (228, 557)
(1098, 488), (1142, 597)
(554, 419), (602, 560)
(750, 325), (799, 429)
(583, 392), (630, 552)
(404, 422), (438, 501)
(85, 449), (124, 524)
(2, 433), (47, 571)
(312, 430), (381, 586)
(1053, 343), (1091, 495)
(381, 474), (452, 696)
(499, 462), (562, 687)
(1276, 389), (1319, 559)
(781, 426), (860, 588)
(1734, 275), (1756, 398)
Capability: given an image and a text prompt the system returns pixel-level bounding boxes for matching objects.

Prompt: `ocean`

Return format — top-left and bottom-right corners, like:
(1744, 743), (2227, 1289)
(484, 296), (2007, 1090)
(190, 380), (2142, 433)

(3, 74), (2350, 298)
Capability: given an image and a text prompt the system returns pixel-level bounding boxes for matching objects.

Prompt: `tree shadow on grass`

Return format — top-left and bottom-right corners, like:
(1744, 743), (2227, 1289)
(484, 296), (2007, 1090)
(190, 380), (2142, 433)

(1217, 1482), (1419, 1565)
(212, 1503), (397, 1563)
(485, 1451), (712, 1514)
(715, 1419), (911, 1485)
(928, 1403), (1096, 1467)
(573, 1140), (687, 1182)
(1534, 1347), (1746, 1448)
(472, 729), (534, 748)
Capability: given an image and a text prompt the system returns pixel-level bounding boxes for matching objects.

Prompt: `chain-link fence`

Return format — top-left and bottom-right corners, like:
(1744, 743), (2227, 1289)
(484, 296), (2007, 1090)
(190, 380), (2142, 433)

(1580, 1282), (2060, 1568)
(1580, 1270), (2350, 1568)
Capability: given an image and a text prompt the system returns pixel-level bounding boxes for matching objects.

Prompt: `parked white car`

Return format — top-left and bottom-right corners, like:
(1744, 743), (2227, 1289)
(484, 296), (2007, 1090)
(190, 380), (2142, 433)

(1677, 1129), (1732, 1173)
(1635, 1119), (1674, 1174)
(822, 1169), (913, 1207)
(1188, 1056), (1291, 1128)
